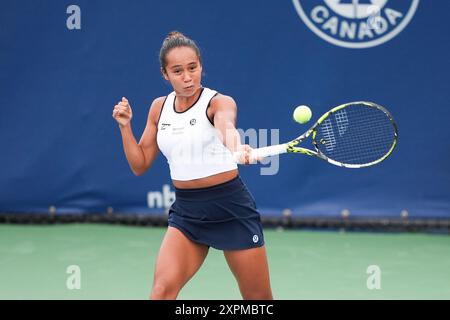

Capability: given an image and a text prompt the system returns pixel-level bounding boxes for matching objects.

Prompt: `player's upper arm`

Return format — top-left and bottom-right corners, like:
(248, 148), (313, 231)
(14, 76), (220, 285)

(209, 94), (237, 128)
(137, 96), (165, 174)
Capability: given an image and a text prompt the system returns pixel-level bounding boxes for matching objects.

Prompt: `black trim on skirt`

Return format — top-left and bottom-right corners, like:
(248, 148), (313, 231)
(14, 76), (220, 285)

(168, 176), (265, 250)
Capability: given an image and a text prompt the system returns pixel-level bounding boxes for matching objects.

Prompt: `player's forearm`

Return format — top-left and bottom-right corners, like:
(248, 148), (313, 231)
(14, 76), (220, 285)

(219, 122), (242, 152)
(119, 124), (146, 175)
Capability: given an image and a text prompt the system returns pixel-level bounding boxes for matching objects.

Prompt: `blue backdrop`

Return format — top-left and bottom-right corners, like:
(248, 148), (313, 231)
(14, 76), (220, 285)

(1, 0), (449, 218)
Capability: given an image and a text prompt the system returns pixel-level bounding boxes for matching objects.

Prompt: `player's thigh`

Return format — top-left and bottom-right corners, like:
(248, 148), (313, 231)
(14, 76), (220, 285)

(223, 246), (272, 296)
(153, 226), (209, 287)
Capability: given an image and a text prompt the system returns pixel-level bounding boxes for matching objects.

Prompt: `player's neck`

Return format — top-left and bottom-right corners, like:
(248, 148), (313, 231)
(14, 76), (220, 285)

(175, 87), (203, 111)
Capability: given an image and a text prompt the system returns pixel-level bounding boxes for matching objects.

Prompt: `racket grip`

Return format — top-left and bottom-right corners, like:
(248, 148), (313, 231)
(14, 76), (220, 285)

(251, 144), (288, 159)
(233, 144), (287, 164)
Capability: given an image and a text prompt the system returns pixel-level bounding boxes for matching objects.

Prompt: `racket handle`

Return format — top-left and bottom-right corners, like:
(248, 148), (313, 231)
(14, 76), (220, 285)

(251, 144), (288, 159)
(233, 144), (287, 164)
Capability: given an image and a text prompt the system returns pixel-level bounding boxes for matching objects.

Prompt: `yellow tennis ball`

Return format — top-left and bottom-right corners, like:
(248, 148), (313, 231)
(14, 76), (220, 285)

(293, 105), (312, 124)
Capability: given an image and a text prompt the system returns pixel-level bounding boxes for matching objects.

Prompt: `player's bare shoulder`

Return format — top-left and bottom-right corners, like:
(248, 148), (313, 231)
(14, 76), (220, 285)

(210, 93), (237, 112)
(148, 96), (167, 125)
(208, 93), (238, 126)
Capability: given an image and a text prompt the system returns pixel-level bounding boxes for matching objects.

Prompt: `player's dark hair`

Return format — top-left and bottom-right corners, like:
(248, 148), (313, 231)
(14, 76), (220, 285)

(159, 31), (202, 73)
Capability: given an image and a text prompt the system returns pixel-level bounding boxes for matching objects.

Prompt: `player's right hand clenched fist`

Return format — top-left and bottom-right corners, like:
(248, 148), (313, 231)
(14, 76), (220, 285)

(113, 97), (133, 128)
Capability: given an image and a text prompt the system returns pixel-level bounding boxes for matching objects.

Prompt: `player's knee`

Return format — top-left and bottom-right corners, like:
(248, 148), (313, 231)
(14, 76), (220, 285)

(150, 279), (179, 300)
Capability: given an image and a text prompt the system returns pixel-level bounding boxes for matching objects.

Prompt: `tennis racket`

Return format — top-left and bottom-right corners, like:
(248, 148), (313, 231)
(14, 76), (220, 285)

(250, 101), (398, 168)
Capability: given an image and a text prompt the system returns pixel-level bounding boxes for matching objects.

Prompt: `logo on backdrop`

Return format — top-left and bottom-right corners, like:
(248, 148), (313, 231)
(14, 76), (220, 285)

(292, 0), (420, 49)
(148, 185), (175, 209)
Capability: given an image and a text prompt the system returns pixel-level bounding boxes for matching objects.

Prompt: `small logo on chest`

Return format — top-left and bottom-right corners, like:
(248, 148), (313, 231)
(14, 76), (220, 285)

(190, 119), (197, 126)
(161, 123), (171, 130)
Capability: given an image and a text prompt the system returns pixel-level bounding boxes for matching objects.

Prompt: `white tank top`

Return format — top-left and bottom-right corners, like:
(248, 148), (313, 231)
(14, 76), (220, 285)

(156, 87), (238, 181)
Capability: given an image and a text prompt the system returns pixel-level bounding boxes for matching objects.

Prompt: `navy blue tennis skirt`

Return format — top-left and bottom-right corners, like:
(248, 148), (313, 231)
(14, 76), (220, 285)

(168, 175), (265, 250)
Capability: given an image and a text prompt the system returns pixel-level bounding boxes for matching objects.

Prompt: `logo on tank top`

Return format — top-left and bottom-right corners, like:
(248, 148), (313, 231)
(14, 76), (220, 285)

(292, 0), (420, 48)
(190, 119), (197, 126)
(161, 123), (171, 130)
(252, 235), (259, 243)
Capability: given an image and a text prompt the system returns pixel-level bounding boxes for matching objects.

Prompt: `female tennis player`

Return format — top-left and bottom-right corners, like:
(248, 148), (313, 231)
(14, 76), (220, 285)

(112, 31), (272, 300)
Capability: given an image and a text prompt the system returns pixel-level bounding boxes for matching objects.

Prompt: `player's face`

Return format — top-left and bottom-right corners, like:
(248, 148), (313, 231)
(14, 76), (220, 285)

(162, 46), (202, 97)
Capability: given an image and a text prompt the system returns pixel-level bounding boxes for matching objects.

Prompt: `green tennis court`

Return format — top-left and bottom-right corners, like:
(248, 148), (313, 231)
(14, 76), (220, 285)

(1, 224), (449, 300)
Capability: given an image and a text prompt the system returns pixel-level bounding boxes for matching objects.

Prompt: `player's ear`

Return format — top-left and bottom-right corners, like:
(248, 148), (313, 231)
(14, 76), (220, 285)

(199, 63), (205, 77)
(161, 67), (169, 81)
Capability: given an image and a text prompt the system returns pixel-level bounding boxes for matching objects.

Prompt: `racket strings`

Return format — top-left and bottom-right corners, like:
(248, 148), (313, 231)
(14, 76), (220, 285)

(332, 111), (394, 163)
(328, 118), (394, 163)
(315, 104), (396, 165)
